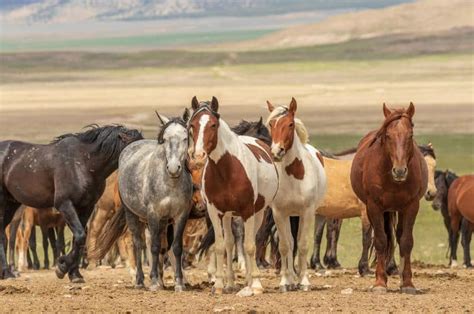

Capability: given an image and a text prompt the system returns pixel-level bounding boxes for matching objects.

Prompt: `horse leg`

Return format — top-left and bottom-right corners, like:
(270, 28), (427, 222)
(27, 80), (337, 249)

(124, 230), (137, 279)
(461, 220), (473, 268)
(255, 208), (272, 269)
(207, 247), (217, 283)
(242, 209), (265, 295)
(66, 208), (93, 283)
(148, 217), (166, 291)
(144, 228), (151, 267)
(358, 215), (373, 276)
(398, 204), (419, 294)
(272, 209), (294, 292)
(324, 218), (342, 269)
(449, 211), (462, 269)
(172, 211), (189, 292)
(207, 206), (225, 295)
(310, 214), (326, 270)
(0, 198), (20, 279)
(29, 227), (40, 270)
(125, 209), (144, 287)
(366, 202), (388, 292)
(296, 209), (314, 291)
(18, 221), (33, 272)
(47, 228), (59, 268)
(233, 218), (246, 272)
(223, 215), (236, 292)
(40, 226), (50, 269)
(8, 214), (21, 272)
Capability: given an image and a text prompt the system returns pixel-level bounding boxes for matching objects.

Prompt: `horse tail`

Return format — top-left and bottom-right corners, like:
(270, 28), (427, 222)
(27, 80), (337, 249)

(197, 213), (215, 260)
(87, 204), (127, 261)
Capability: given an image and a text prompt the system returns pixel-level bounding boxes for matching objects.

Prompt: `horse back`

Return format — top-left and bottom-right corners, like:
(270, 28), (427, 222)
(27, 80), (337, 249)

(449, 175), (474, 223)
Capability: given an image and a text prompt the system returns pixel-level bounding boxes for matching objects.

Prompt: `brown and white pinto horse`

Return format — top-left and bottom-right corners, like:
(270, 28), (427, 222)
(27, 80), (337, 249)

(351, 103), (427, 294)
(266, 98), (326, 292)
(189, 96), (278, 296)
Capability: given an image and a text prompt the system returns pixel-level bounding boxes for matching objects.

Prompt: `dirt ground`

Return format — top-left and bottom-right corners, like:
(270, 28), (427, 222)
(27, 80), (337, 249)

(1, 264), (473, 312)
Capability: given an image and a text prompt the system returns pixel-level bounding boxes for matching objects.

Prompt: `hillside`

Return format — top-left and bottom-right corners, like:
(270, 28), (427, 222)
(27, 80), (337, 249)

(1, 0), (410, 24)
(221, 0), (474, 50)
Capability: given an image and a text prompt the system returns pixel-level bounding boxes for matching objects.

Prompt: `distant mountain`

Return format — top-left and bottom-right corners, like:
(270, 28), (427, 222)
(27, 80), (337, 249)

(1, 0), (412, 24)
(220, 0), (474, 50)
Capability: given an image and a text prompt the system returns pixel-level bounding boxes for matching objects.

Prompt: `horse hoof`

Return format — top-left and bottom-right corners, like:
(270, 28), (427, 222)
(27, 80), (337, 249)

(211, 286), (223, 295)
(300, 284), (311, 292)
(279, 285), (289, 293)
(149, 284), (163, 292)
(70, 277), (85, 284)
(55, 268), (66, 279)
(223, 286), (237, 294)
(372, 286), (387, 293)
(135, 283), (145, 290)
(2, 269), (16, 280)
(401, 286), (417, 295)
(174, 285), (184, 293)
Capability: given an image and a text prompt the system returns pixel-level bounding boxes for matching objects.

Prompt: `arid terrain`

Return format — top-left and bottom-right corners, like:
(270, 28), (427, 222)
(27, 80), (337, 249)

(1, 264), (473, 312)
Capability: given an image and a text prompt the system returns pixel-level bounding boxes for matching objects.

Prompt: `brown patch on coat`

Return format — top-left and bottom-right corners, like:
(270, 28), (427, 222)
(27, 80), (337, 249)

(204, 152), (263, 221)
(254, 194), (265, 212)
(245, 144), (272, 163)
(316, 151), (324, 167)
(285, 157), (305, 180)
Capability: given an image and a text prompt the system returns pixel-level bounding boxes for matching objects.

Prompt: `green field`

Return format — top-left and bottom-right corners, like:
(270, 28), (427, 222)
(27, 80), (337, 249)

(25, 133), (473, 269)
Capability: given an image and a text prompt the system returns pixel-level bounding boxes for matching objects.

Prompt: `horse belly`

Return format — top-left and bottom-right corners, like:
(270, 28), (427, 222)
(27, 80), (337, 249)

(5, 171), (54, 208)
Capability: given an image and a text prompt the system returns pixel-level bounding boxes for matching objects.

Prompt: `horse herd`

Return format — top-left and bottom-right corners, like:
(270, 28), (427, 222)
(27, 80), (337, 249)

(0, 97), (472, 296)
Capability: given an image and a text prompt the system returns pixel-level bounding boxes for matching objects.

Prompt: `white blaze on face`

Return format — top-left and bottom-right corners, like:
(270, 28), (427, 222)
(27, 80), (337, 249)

(195, 114), (210, 155)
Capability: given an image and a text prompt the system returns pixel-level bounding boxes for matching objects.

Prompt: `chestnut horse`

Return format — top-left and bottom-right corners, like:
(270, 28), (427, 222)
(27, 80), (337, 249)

(189, 96), (278, 296)
(351, 103), (427, 294)
(266, 98), (326, 292)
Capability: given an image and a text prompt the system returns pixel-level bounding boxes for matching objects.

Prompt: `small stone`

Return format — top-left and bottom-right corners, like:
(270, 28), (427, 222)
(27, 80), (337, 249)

(236, 286), (254, 297)
(341, 288), (353, 295)
(64, 294), (72, 298)
(214, 306), (235, 312)
(323, 284), (332, 289)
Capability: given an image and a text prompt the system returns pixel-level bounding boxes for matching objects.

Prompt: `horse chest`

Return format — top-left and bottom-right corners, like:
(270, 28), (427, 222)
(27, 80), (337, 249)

(204, 153), (261, 220)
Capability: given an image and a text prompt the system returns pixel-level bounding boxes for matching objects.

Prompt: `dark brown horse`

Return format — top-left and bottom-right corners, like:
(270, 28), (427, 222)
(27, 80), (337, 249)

(0, 125), (142, 281)
(351, 103), (427, 294)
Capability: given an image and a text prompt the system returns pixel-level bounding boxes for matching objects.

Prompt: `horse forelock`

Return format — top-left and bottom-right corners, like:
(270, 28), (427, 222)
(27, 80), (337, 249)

(189, 103), (219, 125)
(157, 117), (187, 144)
(266, 105), (309, 144)
(370, 111), (414, 147)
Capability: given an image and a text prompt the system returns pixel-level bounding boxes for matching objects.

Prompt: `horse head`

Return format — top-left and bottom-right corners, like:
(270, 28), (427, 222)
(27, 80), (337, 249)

(420, 142), (438, 201)
(188, 96), (220, 166)
(265, 97), (298, 161)
(156, 108), (190, 178)
(377, 102), (416, 182)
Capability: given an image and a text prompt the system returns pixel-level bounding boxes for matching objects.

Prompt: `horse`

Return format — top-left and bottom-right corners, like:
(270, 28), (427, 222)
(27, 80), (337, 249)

(195, 118), (273, 278)
(351, 102), (427, 294)
(432, 170), (473, 267)
(189, 96), (278, 296)
(9, 206), (65, 272)
(89, 109), (193, 291)
(0, 124), (142, 281)
(311, 143), (438, 274)
(265, 98), (326, 292)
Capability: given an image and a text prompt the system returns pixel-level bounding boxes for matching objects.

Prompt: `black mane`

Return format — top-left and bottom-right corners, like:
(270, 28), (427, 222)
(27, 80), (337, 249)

(418, 144), (436, 159)
(231, 120), (256, 135)
(52, 124), (142, 160)
(231, 119), (271, 146)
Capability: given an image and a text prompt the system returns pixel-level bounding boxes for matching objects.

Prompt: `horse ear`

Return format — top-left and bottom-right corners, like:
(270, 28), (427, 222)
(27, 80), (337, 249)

(257, 116), (263, 127)
(182, 108), (190, 123)
(289, 97), (297, 114)
(406, 102), (415, 118)
(266, 100), (275, 112)
(383, 103), (391, 118)
(155, 110), (169, 126)
(191, 96), (199, 110)
(428, 142), (433, 149)
(211, 96), (219, 112)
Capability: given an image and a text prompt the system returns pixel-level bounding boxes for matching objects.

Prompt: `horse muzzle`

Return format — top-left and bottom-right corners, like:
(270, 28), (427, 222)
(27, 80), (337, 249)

(271, 145), (285, 161)
(424, 188), (437, 201)
(391, 166), (408, 182)
(167, 164), (183, 178)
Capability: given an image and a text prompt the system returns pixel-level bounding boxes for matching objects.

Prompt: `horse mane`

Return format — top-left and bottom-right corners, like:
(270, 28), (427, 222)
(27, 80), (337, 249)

(265, 106), (309, 144)
(231, 119), (272, 146)
(418, 144), (436, 159)
(157, 117), (187, 144)
(52, 124), (141, 160)
(369, 109), (414, 147)
(231, 120), (255, 135)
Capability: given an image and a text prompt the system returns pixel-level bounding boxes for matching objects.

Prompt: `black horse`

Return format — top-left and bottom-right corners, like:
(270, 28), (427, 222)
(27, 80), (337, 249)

(0, 125), (142, 281)
(432, 170), (472, 268)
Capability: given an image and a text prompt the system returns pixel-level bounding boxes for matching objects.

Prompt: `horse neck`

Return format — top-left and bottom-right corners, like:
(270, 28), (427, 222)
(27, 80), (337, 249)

(209, 120), (239, 162)
(281, 131), (306, 164)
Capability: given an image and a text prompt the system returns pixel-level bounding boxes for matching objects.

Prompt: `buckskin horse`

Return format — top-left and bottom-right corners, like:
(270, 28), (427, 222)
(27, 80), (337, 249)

(89, 109), (193, 291)
(266, 98), (326, 292)
(432, 170), (473, 267)
(351, 103), (427, 294)
(189, 96), (278, 296)
(0, 125), (143, 281)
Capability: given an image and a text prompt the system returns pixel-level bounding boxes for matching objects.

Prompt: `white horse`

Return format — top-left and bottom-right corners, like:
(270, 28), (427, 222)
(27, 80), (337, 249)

(189, 96), (278, 296)
(266, 98), (327, 292)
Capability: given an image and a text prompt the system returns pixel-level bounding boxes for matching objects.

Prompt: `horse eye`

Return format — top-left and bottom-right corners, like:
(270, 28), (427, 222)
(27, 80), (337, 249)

(211, 124), (217, 128)
(289, 123), (294, 127)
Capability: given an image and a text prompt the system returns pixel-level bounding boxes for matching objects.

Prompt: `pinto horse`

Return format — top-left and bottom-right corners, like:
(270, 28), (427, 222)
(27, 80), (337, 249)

(266, 98), (326, 292)
(189, 96), (278, 295)
(0, 125), (142, 281)
(351, 103), (427, 294)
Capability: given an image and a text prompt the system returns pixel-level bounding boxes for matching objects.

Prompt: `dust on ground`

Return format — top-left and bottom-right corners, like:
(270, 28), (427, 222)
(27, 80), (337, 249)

(1, 265), (473, 312)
